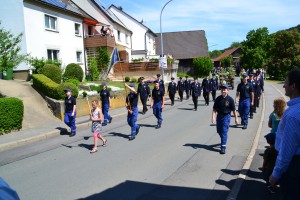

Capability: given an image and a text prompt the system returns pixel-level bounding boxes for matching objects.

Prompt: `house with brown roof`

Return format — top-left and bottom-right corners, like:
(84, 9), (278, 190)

(213, 47), (242, 68)
(155, 30), (208, 75)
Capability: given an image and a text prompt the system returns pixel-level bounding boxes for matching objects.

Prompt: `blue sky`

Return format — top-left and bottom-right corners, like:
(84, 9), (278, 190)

(99, 0), (300, 51)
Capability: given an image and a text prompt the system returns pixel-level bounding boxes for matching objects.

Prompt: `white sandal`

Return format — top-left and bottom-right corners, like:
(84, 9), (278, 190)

(90, 148), (98, 153)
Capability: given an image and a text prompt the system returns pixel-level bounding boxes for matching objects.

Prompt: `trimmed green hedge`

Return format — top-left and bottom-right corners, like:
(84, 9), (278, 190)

(64, 63), (84, 82)
(41, 64), (62, 84)
(32, 74), (59, 99)
(32, 74), (78, 100)
(56, 82), (78, 99)
(0, 98), (24, 134)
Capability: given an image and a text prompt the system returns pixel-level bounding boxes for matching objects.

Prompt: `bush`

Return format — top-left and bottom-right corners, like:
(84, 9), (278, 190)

(29, 57), (62, 74)
(65, 79), (80, 86)
(0, 97), (24, 134)
(131, 78), (137, 83)
(88, 57), (100, 81)
(32, 74), (59, 99)
(125, 76), (130, 82)
(56, 82), (78, 100)
(64, 63), (84, 82)
(41, 64), (62, 84)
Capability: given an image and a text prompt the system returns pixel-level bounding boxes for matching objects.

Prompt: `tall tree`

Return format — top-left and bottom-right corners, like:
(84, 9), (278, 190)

(220, 55), (233, 68)
(209, 50), (223, 59)
(268, 30), (300, 80)
(0, 21), (27, 72)
(241, 27), (274, 70)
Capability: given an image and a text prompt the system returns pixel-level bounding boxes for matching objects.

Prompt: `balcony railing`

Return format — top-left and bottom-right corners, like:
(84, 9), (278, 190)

(84, 35), (116, 48)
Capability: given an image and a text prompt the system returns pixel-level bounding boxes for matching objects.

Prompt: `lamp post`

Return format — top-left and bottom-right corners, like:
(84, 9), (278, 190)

(160, 0), (173, 81)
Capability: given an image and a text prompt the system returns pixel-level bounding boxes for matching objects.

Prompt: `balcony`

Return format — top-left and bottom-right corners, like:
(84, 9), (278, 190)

(84, 35), (116, 48)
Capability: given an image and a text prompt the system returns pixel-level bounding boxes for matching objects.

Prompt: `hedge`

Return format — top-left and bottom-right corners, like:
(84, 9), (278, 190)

(41, 64), (62, 84)
(0, 98), (24, 134)
(64, 63), (84, 82)
(32, 74), (78, 100)
(32, 74), (59, 99)
(56, 82), (78, 99)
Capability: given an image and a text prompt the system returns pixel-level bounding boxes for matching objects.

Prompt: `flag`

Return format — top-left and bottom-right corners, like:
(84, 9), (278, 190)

(106, 48), (120, 76)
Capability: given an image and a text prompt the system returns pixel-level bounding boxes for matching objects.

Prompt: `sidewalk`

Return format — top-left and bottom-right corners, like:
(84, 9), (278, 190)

(236, 80), (285, 200)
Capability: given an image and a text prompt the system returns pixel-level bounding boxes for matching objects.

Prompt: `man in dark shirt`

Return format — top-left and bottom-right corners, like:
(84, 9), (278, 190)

(125, 83), (140, 141)
(64, 88), (77, 137)
(212, 84), (238, 154)
(150, 81), (165, 129)
(210, 73), (219, 101)
(184, 76), (191, 100)
(236, 73), (254, 129)
(100, 82), (112, 126)
(190, 77), (201, 111)
(168, 77), (177, 106)
(248, 74), (256, 119)
(177, 77), (184, 102)
(254, 75), (262, 108)
(137, 77), (150, 114)
(156, 74), (165, 92)
(202, 74), (212, 105)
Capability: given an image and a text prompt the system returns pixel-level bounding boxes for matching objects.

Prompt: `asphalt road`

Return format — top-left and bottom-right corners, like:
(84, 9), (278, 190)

(0, 81), (263, 200)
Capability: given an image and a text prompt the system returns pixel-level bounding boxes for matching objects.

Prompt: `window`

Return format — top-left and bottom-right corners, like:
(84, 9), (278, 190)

(117, 30), (121, 41)
(45, 15), (57, 31)
(76, 51), (82, 63)
(75, 23), (81, 36)
(125, 34), (129, 44)
(47, 49), (59, 60)
(88, 26), (93, 36)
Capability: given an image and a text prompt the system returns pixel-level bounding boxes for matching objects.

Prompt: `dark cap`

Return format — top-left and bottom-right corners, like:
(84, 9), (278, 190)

(194, 77), (198, 80)
(171, 77), (175, 80)
(154, 80), (159, 84)
(242, 73), (249, 78)
(102, 82), (107, 86)
(129, 83), (135, 87)
(64, 88), (71, 92)
(264, 133), (276, 144)
(220, 84), (229, 89)
(185, 76), (188, 78)
(249, 73), (254, 77)
(157, 74), (161, 77)
(179, 77), (182, 79)
(212, 73), (216, 76)
(140, 77), (145, 80)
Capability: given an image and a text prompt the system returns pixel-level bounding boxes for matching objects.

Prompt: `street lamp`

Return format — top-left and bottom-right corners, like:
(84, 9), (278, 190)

(160, 0), (173, 81)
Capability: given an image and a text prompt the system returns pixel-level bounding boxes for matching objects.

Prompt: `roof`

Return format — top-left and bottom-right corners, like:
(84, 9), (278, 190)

(108, 4), (157, 37)
(32, 0), (96, 20)
(213, 47), (241, 62)
(155, 30), (208, 60)
(132, 50), (147, 55)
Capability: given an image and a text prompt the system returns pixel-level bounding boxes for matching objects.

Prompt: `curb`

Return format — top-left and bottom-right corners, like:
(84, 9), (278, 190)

(226, 93), (266, 200)
(0, 111), (129, 153)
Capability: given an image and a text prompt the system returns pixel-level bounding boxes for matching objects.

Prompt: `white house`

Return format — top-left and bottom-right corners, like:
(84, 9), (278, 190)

(0, 0), (93, 80)
(73, 0), (133, 63)
(108, 5), (157, 61)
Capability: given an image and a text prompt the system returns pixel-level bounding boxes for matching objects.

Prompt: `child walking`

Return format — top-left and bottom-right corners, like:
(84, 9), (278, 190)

(268, 98), (286, 134)
(90, 100), (107, 154)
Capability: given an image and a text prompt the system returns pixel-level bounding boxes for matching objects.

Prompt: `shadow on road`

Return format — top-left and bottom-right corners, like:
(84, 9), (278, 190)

(139, 124), (157, 128)
(183, 143), (221, 152)
(177, 108), (194, 111)
(56, 127), (69, 136)
(76, 180), (229, 200)
(108, 132), (130, 139)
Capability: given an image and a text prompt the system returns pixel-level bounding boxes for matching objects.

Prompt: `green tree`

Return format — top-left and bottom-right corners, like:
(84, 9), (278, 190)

(241, 27), (274, 70)
(209, 50), (223, 59)
(28, 57), (62, 74)
(0, 21), (27, 72)
(268, 30), (300, 80)
(193, 56), (213, 77)
(97, 47), (110, 74)
(220, 55), (233, 68)
(88, 57), (100, 81)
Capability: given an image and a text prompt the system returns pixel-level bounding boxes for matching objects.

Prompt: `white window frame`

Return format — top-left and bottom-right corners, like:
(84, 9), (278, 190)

(76, 51), (82, 63)
(47, 49), (60, 61)
(75, 23), (81, 36)
(45, 14), (58, 32)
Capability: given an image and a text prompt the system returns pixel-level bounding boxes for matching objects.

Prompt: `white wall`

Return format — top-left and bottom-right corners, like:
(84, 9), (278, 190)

(146, 33), (156, 56)
(23, 2), (85, 73)
(109, 6), (146, 52)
